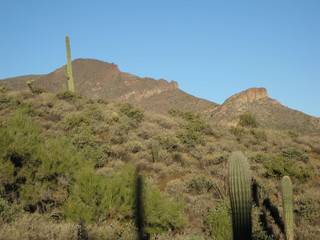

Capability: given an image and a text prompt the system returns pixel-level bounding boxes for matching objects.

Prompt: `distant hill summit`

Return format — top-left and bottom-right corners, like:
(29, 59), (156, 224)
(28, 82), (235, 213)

(204, 87), (320, 132)
(0, 58), (217, 113)
(1, 59), (319, 133)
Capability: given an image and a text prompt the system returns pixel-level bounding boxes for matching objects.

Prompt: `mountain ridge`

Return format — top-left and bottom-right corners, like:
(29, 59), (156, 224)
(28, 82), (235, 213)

(1, 58), (319, 133)
(0, 58), (217, 114)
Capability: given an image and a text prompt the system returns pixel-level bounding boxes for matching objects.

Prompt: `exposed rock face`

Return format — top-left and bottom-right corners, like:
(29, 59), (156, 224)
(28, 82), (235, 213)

(223, 87), (269, 104)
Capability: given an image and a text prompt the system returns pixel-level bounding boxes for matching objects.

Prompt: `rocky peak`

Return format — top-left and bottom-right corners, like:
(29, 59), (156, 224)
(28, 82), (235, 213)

(224, 87), (269, 104)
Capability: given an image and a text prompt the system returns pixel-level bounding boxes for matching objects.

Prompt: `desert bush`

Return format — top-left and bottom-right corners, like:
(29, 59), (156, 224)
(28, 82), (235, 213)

(265, 156), (312, 183)
(0, 213), (78, 240)
(281, 146), (309, 163)
(168, 107), (184, 117)
(229, 126), (246, 140)
(250, 152), (273, 164)
(175, 110), (213, 135)
(169, 109), (211, 147)
(64, 164), (186, 235)
(251, 205), (273, 240)
(205, 199), (232, 240)
(177, 130), (205, 147)
(56, 90), (81, 101)
(124, 140), (145, 153)
(86, 220), (136, 240)
(0, 197), (22, 223)
(71, 125), (97, 149)
(252, 130), (267, 142)
(143, 182), (186, 235)
(32, 87), (46, 95)
(109, 120), (131, 144)
(0, 86), (11, 93)
(84, 104), (104, 121)
(213, 153), (230, 165)
(64, 114), (91, 130)
(187, 175), (213, 194)
(0, 94), (14, 110)
(116, 102), (144, 122)
(239, 113), (259, 128)
(0, 109), (88, 211)
(63, 167), (114, 224)
(96, 98), (108, 104)
(295, 195), (320, 224)
(158, 149), (173, 164)
(153, 135), (179, 152)
(71, 125), (109, 167)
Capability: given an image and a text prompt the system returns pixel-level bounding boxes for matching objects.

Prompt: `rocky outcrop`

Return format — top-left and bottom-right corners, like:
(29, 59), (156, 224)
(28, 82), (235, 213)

(223, 87), (269, 104)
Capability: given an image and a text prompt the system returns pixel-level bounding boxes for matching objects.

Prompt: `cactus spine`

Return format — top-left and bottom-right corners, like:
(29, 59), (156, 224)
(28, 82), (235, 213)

(281, 176), (294, 240)
(65, 35), (75, 92)
(228, 151), (252, 240)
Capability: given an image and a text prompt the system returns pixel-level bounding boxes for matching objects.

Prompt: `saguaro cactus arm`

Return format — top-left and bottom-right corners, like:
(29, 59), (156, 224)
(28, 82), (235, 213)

(228, 151), (252, 240)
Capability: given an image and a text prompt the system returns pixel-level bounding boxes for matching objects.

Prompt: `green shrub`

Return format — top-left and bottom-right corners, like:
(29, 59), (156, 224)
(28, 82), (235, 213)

(144, 182), (186, 235)
(188, 175), (213, 194)
(63, 164), (186, 235)
(239, 113), (259, 128)
(63, 167), (113, 224)
(252, 130), (267, 142)
(250, 152), (273, 164)
(71, 126), (109, 168)
(168, 108), (183, 117)
(295, 196), (320, 223)
(229, 126), (246, 140)
(71, 126), (96, 149)
(96, 98), (108, 104)
(116, 102), (144, 122)
(84, 104), (104, 121)
(32, 87), (46, 95)
(177, 130), (205, 147)
(281, 146), (309, 163)
(65, 114), (91, 130)
(125, 140), (144, 153)
(265, 156), (312, 183)
(0, 109), (87, 211)
(0, 95), (13, 110)
(0, 197), (22, 223)
(206, 199), (232, 240)
(0, 86), (10, 93)
(214, 153), (230, 164)
(56, 90), (81, 100)
(153, 135), (179, 152)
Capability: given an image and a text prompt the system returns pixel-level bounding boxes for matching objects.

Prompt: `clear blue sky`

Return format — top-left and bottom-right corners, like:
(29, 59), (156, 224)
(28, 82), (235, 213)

(1, 1), (319, 117)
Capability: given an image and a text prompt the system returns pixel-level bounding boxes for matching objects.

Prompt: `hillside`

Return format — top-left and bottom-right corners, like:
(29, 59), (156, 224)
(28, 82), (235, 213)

(204, 88), (320, 134)
(0, 88), (319, 239)
(0, 58), (217, 114)
(2, 59), (319, 134)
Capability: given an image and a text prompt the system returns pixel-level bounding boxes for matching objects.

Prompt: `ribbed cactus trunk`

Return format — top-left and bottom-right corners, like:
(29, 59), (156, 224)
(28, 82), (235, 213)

(281, 176), (294, 240)
(65, 35), (75, 92)
(229, 151), (252, 240)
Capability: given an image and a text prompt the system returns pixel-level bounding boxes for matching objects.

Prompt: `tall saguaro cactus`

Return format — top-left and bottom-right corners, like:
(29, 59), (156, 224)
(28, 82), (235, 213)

(281, 176), (294, 240)
(65, 35), (75, 92)
(228, 151), (252, 240)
